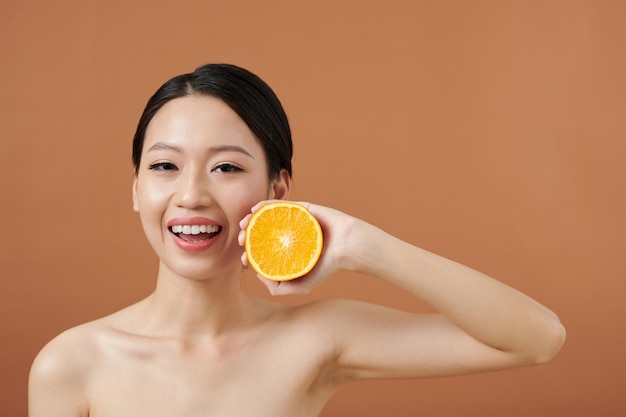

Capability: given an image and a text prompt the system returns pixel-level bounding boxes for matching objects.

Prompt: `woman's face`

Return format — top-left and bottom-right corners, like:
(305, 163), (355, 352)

(133, 95), (290, 281)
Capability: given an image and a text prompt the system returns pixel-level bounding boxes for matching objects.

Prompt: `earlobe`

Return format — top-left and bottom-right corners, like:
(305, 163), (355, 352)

(132, 177), (139, 212)
(270, 169), (291, 200)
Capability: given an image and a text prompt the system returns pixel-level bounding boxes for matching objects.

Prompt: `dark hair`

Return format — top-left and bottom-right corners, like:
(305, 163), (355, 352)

(132, 63), (293, 179)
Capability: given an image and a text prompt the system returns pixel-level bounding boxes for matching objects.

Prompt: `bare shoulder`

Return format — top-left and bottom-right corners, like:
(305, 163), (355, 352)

(31, 321), (100, 380)
(277, 298), (397, 345)
(30, 302), (145, 373)
(29, 319), (108, 416)
(246, 298), (371, 358)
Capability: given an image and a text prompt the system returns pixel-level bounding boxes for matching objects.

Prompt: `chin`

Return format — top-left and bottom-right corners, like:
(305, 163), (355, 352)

(163, 258), (242, 282)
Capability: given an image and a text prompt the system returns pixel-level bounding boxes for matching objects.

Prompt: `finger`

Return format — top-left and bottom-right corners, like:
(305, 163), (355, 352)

(250, 198), (290, 214)
(238, 228), (246, 246)
(249, 200), (271, 213)
(258, 275), (314, 296)
(240, 251), (249, 267)
(294, 201), (312, 210)
(257, 276), (281, 294)
(239, 213), (252, 230)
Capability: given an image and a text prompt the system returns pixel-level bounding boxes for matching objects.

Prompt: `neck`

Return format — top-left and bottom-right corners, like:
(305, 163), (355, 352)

(140, 263), (254, 339)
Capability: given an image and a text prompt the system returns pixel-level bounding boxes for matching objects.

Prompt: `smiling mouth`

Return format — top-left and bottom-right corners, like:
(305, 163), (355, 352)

(169, 224), (222, 242)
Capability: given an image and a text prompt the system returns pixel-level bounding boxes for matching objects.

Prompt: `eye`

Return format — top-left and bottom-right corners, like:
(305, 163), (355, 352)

(148, 162), (178, 171)
(213, 163), (243, 173)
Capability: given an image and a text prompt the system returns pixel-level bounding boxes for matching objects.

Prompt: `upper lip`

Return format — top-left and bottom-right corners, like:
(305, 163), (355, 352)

(166, 217), (221, 228)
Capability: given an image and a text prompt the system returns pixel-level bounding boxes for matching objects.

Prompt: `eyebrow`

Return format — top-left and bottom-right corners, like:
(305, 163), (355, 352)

(146, 142), (255, 159)
(210, 145), (255, 159)
(146, 142), (182, 153)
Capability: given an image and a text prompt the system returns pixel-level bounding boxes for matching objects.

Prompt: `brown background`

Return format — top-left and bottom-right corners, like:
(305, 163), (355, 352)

(1, 0), (625, 416)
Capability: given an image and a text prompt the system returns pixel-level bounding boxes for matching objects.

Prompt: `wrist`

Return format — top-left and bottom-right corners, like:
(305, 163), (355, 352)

(341, 219), (385, 275)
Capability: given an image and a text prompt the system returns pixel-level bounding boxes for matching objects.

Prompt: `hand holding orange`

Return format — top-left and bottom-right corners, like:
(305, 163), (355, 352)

(244, 202), (323, 281)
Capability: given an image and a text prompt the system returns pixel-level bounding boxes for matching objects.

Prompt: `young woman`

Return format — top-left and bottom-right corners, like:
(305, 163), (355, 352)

(29, 63), (565, 417)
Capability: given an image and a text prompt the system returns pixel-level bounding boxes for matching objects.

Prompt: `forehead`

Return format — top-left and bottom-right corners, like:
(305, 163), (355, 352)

(144, 95), (262, 153)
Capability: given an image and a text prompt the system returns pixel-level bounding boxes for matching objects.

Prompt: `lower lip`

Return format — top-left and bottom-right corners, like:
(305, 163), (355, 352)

(170, 231), (219, 252)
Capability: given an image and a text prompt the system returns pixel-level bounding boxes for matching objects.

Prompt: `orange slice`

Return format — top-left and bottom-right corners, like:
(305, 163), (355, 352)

(245, 202), (323, 281)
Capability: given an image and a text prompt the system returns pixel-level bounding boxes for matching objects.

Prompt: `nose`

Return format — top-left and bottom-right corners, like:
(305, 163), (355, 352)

(174, 167), (213, 209)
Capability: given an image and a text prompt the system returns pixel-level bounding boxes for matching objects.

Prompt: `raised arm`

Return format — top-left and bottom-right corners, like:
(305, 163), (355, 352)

(241, 202), (566, 381)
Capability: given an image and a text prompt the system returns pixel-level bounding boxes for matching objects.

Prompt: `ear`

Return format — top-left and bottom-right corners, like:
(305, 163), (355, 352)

(270, 169), (291, 200)
(132, 177), (139, 212)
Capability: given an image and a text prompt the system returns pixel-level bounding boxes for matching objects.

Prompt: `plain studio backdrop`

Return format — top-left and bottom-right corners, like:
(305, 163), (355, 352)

(1, 1), (624, 416)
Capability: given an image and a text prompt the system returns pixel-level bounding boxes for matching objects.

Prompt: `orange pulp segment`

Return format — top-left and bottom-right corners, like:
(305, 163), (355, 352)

(245, 202), (323, 281)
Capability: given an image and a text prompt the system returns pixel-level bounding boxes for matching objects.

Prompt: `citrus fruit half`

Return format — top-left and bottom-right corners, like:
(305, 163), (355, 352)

(245, 202), (323, 281)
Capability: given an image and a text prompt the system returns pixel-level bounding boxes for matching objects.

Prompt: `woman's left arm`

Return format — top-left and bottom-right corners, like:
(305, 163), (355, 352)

(240, 202), (566, 380)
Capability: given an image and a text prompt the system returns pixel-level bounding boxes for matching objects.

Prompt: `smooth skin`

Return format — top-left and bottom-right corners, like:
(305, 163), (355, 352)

(29, 95), (565, 417)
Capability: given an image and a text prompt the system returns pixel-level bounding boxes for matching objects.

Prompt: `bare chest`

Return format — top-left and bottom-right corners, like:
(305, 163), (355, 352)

(87, 335), (333, 417)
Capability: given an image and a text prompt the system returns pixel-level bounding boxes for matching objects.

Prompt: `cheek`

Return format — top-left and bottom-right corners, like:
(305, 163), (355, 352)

(135, 182), (169, 226)
(223, 180), (273, 222)
(137, 183), (166, 208)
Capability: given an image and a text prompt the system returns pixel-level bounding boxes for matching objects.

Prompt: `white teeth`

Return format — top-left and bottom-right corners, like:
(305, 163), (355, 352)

(171, 224), (220, 235)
